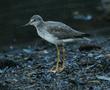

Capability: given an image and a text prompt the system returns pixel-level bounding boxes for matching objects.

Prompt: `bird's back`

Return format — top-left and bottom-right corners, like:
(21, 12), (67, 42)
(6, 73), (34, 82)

(44, 21), (89, 40)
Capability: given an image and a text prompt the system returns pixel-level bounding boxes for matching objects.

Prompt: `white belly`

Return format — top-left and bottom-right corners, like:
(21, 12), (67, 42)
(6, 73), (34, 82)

(37, 29), (58, 45)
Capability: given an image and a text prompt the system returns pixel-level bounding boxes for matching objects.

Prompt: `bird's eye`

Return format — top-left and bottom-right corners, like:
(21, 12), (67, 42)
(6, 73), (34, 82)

(31, 19), (36, 22)
(33, 19), (36, 22)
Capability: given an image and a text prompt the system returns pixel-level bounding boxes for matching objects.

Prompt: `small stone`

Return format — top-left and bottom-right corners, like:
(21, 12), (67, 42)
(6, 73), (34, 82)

(95, 54), (104, 60)
(88, 53), (93, 58)
(23, 48), (33, 54)
(105, 54), (110, 59)
(0, 59), (17, 69)
(43, 50), (48, 54)
(9, 45), (14, 50)
(12, 78), (18, 82)
(0, 70), (3, 73)
(27, 65), (32, 68)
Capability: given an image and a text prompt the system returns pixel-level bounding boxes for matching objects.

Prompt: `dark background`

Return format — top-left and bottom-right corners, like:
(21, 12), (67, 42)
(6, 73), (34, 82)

(0, 0), (110, 46)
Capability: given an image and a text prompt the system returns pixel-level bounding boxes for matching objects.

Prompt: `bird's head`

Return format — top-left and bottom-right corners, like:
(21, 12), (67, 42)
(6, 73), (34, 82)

(25, 15), (44, 26)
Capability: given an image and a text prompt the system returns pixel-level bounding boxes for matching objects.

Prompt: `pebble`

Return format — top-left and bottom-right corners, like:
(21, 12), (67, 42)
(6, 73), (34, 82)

(23, 48), (34, 54)
(0, 69), (3, 73)
(105, 54), (110, 59)
(94, 54), (104, 60)
(88, 53), (94, 58)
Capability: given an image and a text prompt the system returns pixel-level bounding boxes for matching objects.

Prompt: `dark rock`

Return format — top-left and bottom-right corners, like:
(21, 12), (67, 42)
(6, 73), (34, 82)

(0, 59), (18, 69)
(79, 44), (101, 51)
(0, 82), (11, 90)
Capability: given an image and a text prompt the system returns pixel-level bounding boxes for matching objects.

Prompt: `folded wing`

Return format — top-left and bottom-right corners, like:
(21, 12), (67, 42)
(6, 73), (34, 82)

(46, 21), (89, 39)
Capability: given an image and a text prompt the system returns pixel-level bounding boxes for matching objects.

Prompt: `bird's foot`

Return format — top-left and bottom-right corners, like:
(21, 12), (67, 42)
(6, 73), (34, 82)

(49, 64), (65, 73)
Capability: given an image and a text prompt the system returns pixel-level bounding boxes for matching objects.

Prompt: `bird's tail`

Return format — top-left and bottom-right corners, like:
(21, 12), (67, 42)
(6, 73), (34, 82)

(83, 33), (91, 41)
(83, 37), (91, 41)
(74, 33), (91, 38)
(82, 33), (91, 37)
(74, 33), (91, 41)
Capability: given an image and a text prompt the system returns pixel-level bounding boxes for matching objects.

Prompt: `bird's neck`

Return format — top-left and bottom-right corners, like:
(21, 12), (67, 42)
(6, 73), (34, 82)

(34, 21), (45, 29)
(34, 21), (45, 34)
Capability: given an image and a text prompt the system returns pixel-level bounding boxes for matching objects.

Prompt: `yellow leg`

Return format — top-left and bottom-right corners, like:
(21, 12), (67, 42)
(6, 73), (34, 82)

(62, 46), (66, 68)
(55, 46), (65, 72)
(49, 45), (65, 73)
(56, 45), (60, 69)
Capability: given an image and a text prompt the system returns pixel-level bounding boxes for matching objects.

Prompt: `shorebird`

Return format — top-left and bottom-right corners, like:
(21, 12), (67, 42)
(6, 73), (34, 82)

(25, 15), (90, 73)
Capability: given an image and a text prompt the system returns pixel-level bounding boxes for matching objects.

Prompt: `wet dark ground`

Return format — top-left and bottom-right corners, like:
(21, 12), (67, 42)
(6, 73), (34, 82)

(0, 36), (110, 90)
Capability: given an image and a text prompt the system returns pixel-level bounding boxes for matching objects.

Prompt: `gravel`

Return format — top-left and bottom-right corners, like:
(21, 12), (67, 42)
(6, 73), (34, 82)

(0, 37), (110, 90)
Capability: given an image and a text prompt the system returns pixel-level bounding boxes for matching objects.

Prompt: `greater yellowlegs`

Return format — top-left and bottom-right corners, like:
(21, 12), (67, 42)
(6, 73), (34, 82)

(25, 15), (90, 73)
